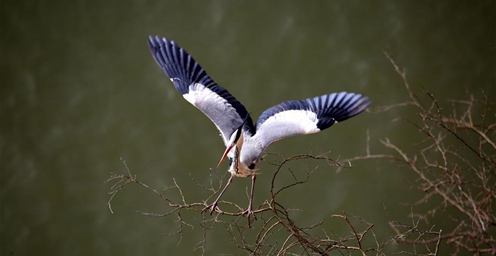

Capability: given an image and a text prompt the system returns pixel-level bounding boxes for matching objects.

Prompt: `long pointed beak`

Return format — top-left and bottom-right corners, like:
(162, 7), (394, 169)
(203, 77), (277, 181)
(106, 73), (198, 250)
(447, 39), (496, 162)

(218, 117), (247, 167)
(217, 144), (234, 167)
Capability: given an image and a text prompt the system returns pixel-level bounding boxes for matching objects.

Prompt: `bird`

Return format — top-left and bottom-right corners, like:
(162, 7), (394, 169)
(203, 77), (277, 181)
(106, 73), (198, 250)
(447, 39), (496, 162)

(148, 36), (371, 220)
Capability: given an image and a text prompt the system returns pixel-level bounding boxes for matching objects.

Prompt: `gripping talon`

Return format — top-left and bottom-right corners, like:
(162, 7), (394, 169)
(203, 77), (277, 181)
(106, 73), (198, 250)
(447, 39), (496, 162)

(201, 203), (220, 214)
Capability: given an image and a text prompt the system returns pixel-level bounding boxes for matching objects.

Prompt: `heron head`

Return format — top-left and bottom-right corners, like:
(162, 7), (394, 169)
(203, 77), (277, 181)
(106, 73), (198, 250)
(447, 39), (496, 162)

(216, 131), (260, 177)
(227, 135), (262, 177)
(227, 149), (258, 177)
(218, 118), (261, 177)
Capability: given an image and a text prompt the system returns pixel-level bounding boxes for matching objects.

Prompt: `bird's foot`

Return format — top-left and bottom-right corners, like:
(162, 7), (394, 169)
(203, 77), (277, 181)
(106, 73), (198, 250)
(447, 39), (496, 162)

(201, 203), (220, 215)
(240, 206), (256, 227)
(240, 207), (254, 217)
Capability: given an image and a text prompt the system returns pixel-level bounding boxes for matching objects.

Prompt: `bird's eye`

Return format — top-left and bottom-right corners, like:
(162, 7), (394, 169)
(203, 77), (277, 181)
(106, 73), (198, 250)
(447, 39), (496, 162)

(248, 163), (255, 169)
(228, 157), (233, 166)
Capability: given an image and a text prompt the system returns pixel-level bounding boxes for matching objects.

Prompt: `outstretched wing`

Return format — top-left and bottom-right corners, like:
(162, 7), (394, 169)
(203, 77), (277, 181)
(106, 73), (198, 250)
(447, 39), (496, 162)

(148, 36), (255, 145)
(255, 92), (370, 150)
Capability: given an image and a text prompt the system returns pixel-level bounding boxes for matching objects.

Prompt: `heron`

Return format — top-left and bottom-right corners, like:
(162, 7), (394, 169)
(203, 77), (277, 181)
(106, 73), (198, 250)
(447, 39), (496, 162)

(148, 36), (371, 219)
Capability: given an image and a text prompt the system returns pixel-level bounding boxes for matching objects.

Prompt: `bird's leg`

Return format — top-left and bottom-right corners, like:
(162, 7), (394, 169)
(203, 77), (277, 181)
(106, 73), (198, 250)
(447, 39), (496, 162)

(201, 174), (234, 214)
(241, 174), (257, 226)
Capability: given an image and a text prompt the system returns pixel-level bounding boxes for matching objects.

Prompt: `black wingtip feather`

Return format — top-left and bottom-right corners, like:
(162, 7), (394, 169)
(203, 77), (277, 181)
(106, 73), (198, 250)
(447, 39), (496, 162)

(314, 92), (371, 130)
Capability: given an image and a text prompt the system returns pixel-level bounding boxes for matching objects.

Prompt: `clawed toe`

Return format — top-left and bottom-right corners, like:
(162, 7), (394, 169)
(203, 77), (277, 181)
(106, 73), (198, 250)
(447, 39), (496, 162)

(201, 204), (219, 215)
(241, 208), (255, 218)
(240, 207), (257, 227)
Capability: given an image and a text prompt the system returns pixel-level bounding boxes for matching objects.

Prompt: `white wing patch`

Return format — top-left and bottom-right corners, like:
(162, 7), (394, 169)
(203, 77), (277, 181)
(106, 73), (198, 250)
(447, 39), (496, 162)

(254, 109), (322, 152)
(263, 110), (320, 134)
(181, 83), (241, 145)
(183, 83), (211, 105)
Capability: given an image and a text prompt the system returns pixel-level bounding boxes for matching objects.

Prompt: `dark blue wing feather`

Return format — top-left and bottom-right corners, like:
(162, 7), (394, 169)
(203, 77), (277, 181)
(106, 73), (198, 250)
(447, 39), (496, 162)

(148, 36), (256, 140)
(254, 92), (370, 151)
(257, 92), (370, 130)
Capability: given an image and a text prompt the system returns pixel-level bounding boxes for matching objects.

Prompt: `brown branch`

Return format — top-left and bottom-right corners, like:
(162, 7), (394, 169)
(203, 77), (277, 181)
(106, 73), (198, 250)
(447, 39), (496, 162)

(106, 53), (496, 255)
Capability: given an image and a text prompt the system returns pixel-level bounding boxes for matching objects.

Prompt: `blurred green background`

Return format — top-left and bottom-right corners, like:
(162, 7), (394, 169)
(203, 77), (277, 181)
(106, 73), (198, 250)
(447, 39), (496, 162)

(1, 1), (494, 255)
